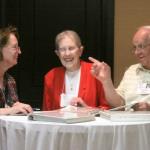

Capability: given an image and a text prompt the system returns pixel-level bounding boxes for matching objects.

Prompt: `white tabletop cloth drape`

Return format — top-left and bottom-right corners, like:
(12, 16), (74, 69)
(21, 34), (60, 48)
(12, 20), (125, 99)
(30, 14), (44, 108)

(0, 116), (150, 150)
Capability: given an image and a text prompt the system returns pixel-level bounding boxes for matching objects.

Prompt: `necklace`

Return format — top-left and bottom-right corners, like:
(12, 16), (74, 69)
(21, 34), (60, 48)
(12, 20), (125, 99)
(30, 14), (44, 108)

(65, 68), (81, 93)
(70, 82), (74, 91)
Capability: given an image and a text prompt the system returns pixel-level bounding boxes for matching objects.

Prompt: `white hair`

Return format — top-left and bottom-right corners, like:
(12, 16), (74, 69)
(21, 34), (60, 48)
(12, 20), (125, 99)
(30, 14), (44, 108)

(137, 26), (150, 42)
(138, 26), (150, 30)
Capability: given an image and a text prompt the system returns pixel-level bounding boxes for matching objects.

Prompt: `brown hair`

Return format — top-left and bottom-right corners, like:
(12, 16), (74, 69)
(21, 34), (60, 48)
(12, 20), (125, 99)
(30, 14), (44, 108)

(0, 26), (19, 61)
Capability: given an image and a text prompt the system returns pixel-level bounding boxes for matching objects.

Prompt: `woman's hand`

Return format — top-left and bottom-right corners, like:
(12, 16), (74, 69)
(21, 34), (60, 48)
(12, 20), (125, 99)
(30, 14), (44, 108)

(10, 102), (33, 115)
(70, 97), (88, 107)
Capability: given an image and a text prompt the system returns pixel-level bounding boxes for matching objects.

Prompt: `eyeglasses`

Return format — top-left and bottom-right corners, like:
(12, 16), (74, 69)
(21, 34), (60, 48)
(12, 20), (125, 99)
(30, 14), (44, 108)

(132, 43), (150, 52)
(5, 45), (20, 51)
(11, 45), (20, 50)
(58, 46), (78, 53)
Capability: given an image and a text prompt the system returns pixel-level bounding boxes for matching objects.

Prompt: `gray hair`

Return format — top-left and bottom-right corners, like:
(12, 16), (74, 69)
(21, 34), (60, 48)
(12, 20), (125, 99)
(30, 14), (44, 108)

(137, 26), (150, 43)
(55, 30), (82, 50)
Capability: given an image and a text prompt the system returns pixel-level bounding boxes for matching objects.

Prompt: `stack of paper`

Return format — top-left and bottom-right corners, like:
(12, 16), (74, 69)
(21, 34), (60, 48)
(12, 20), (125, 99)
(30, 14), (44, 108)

(28, 106), (97, 123)
(60, 105), (100, 115)
(99, 110), (150, 122)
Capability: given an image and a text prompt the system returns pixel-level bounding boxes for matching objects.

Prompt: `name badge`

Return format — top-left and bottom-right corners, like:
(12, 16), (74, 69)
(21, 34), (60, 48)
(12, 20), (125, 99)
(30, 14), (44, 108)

(137, 82), (150, 94)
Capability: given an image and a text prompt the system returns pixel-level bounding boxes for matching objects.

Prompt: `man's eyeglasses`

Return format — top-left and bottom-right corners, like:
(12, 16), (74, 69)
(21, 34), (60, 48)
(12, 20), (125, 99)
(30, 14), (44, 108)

(132, 43), (150, 52)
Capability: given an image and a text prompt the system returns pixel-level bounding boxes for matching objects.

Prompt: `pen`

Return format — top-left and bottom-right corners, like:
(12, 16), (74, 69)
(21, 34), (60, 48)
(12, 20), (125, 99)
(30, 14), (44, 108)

(33, 108), (41, 111)
(109, 102), (136, 111)
(109, 95), (150, 111)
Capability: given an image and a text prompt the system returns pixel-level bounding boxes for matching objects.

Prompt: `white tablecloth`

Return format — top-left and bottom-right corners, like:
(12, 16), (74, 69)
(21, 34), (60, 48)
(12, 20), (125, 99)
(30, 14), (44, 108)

(0, 116), (150, 150)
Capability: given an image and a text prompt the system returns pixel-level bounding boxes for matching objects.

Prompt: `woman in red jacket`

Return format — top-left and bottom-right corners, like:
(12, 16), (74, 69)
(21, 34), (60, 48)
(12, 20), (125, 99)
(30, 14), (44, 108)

(43, 30), (110, 110)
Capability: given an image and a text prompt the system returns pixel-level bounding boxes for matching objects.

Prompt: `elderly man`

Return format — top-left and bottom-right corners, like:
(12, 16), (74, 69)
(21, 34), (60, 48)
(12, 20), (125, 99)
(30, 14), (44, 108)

(89, 26), (150, 111)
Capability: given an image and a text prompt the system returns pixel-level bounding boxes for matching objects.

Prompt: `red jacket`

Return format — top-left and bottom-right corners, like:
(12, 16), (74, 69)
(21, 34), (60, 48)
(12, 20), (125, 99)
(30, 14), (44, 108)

(43, 61), (110, 110)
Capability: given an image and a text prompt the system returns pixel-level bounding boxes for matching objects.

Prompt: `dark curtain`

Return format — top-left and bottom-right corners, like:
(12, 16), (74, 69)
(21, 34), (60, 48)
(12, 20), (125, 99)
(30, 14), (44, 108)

(0, 0), (114, 109)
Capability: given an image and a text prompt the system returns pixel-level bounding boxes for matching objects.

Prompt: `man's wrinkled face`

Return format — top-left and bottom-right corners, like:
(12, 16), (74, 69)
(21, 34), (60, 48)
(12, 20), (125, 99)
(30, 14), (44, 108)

(132, 29), (150, 69)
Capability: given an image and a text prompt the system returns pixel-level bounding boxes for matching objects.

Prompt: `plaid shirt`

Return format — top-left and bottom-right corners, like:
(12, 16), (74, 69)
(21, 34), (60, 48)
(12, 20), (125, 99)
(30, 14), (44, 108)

(0, 73), (18, 108)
